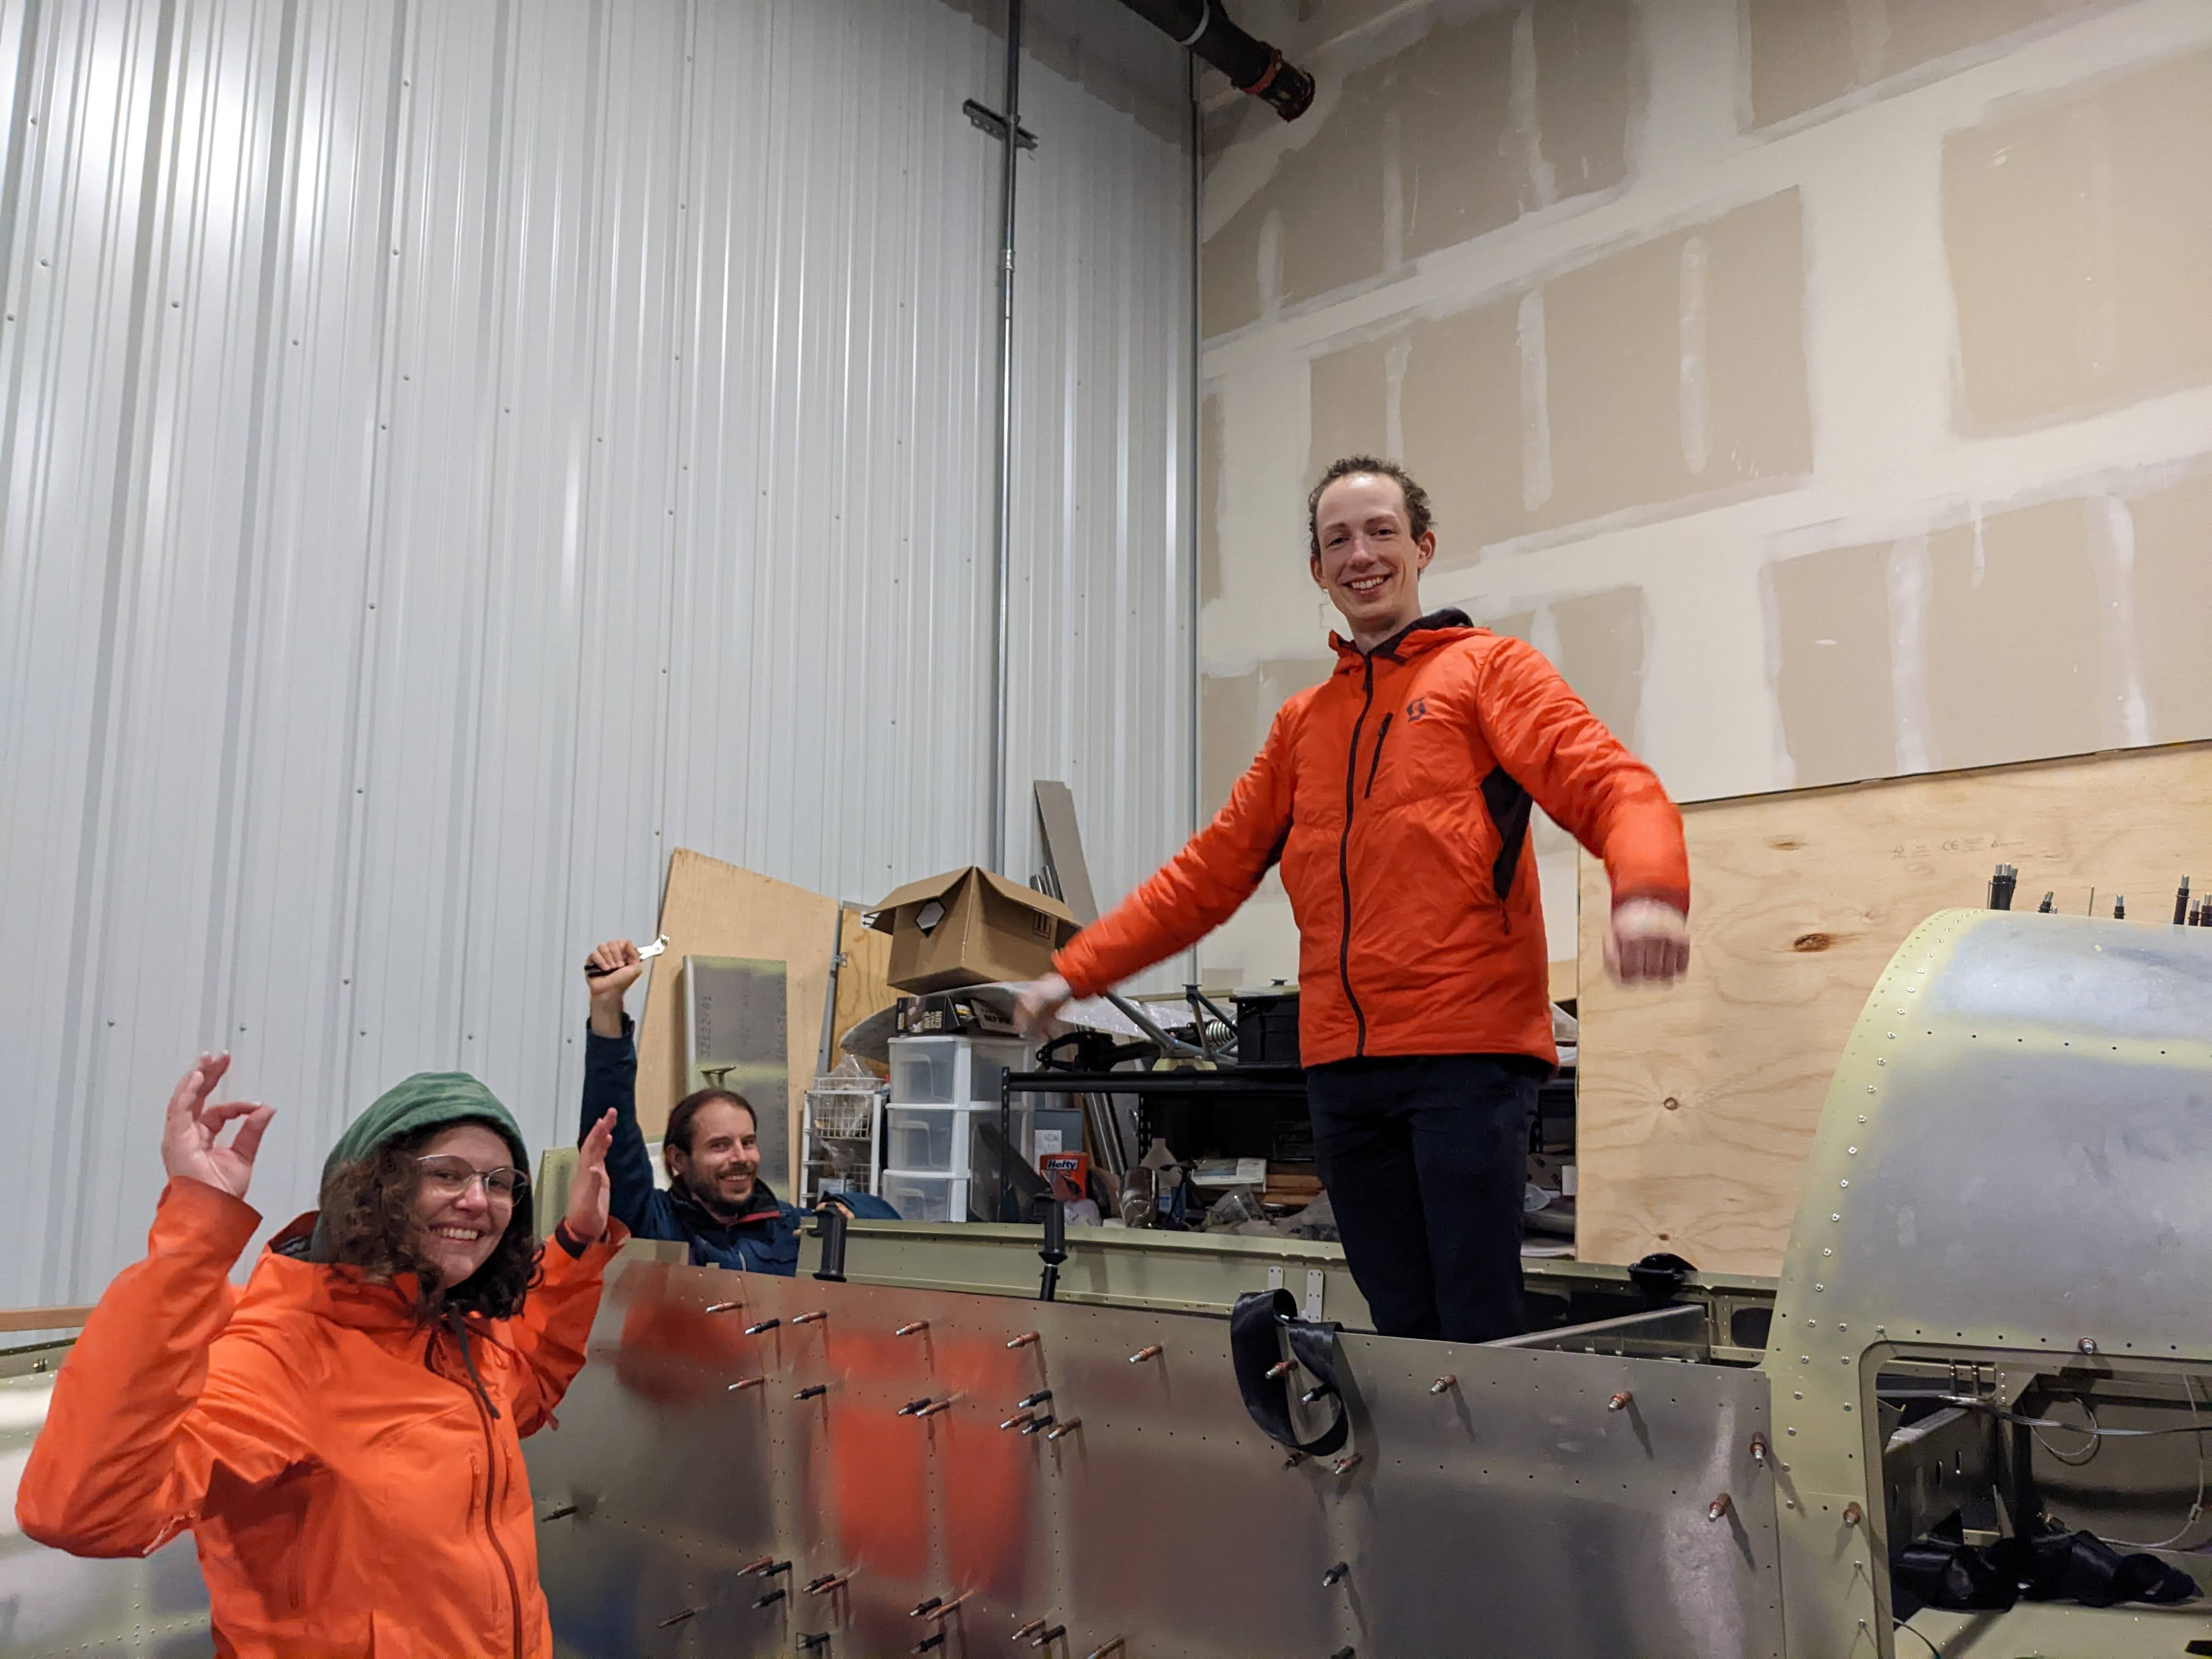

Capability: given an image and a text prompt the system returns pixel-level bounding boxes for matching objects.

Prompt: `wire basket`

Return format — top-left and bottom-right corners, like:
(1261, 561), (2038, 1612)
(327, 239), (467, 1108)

(806, 1077), (882, 1139)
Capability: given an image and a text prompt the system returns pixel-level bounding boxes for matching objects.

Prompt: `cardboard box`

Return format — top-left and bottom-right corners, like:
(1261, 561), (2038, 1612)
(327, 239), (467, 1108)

(867, 867), (1080, 993)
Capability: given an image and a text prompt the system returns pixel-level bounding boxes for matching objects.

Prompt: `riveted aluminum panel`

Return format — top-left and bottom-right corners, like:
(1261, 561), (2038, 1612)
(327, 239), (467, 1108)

(527, 1254), (1783, 1659)
(1769, 910), (2212, 1656)
(1339, 1333), (1781, 1658)
(528, 1258), (1338, 1659)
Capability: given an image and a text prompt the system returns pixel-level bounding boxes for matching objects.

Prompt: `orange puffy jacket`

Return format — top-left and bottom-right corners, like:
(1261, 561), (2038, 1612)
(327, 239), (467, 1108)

(1056, 610), (1689, 1068)
(17, 1177), (624, 1658)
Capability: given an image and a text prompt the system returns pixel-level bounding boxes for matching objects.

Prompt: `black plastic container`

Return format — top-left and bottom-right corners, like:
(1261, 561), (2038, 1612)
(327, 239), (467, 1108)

(1234, 988), (1300, 1064)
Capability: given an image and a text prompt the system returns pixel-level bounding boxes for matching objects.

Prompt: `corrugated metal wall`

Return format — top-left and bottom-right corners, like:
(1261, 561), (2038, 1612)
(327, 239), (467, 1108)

(1005, 0), (1192, 921)
(0, 0), (1193, 1306)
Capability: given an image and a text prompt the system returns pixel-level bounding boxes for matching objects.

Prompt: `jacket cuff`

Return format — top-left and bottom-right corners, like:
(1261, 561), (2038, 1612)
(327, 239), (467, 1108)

(150, 1176), (263, 1260)
(545, 1216), (630, 1271)
(1610, 884), (1691, 916)
(1052, 943), (1104, 1000)
(584, 1012), (634, 1046)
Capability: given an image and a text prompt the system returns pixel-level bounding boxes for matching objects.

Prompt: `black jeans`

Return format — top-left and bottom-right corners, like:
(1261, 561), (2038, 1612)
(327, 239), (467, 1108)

(1306, 1054), (1539, 1343)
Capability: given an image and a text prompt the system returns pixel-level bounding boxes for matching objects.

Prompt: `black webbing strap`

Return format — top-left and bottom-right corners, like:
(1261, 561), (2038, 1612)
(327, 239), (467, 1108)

(1891, 1509), (2200, 1620)
(1993, 1521), (2200, 1609)
(1889, 1514), (2017, 1617)
(1230, 1288), (1348, 1458)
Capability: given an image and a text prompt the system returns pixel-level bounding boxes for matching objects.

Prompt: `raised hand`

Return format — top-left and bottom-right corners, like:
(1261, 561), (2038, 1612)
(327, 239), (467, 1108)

(586, 940), (645, 1040)
(565, 1109), (615, 1243)
(161, 1054), (275, 1200)
(585, 939), (646, 998)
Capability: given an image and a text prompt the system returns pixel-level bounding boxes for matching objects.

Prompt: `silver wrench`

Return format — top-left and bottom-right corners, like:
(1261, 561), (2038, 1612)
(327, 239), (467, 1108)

(584, 934), (669, 978)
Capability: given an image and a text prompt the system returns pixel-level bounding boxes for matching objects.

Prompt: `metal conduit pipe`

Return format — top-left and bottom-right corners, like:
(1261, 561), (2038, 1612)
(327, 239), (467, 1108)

(1113, 0), (1315, 121)
(989, 3), (1302, 873)
(984, 0), (1024, 878)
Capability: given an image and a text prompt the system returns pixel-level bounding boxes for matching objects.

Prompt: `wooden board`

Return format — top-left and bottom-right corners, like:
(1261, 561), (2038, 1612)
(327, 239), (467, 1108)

(636, 851), (897, 1192)
(1575, 742), (2212, 1276)
(830, 907), (895, 1077)
(0, 1305), (92, 1333)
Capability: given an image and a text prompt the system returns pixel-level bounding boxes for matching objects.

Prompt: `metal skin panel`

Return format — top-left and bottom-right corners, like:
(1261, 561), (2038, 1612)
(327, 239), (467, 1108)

(1767, 910), (2212, 1657)
(0, 1360), (210, 1657)
(528, 1258), (1336, 1659)
(527, 1255), (1782, 1659)
(1338, 1335), (1782, 1658)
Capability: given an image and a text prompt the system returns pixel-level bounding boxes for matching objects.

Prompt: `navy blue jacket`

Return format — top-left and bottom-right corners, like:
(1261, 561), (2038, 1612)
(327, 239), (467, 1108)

(582, 1015), (895, 1274)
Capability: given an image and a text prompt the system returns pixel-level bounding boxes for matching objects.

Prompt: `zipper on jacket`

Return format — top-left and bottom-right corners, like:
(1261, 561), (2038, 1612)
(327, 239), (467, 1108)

(1338, 656), (1376, 1056)
(1363, 713), (1393, 799)
(465, 1342), (527, 1658)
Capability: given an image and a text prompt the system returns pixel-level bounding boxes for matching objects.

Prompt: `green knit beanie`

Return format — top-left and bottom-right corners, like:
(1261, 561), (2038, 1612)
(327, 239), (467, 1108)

(321, 1071), (528, 1189)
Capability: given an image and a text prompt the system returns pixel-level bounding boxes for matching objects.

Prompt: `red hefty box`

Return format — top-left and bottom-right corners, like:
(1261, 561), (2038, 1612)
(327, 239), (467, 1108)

(1039, 1150), (1090, 1200)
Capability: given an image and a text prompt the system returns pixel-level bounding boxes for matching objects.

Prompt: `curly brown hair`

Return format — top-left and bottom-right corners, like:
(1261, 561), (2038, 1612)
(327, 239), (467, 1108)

(1306, 455), (1435, 560)
(316, 1122), (541, 1322)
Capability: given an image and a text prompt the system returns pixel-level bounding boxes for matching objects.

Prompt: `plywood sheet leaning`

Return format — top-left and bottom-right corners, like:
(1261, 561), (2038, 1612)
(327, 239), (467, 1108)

(635, 850), (896, 1192)
(830, 907), (894, 1077)
(1575, 742), (2212, 1275)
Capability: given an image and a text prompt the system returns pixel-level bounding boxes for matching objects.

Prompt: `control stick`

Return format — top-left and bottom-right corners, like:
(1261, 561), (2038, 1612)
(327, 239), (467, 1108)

(813, 1203), (849, 1283)
(1037, 1193), (1067, 1302)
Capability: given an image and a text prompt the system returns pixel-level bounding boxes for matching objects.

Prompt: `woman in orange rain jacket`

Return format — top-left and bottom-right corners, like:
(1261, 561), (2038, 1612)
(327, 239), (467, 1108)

(1020, 456), (1692, 1345)
(17, 1054), (625, 1659)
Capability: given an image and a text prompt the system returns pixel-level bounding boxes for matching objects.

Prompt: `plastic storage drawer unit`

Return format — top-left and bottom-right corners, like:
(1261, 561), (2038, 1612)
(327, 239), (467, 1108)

(888, 1036), (1030, 1107)
(883, 1103), (1035, 1173)
(880, 1172), (969, 1224)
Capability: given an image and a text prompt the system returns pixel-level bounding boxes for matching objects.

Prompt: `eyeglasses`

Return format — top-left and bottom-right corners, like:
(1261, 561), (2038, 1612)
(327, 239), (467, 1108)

(415, 1155), (528, 1205)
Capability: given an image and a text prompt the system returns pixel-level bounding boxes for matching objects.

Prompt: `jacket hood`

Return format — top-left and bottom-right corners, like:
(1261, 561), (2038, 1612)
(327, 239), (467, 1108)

(254, 1211), (502, 1340)
(1330, 606), (1477, 670)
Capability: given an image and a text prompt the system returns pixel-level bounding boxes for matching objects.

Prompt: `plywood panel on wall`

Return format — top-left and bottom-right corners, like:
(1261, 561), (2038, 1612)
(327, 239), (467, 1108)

(636, 850), (896, 1191)
(1575, 743), (2212, 1276)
